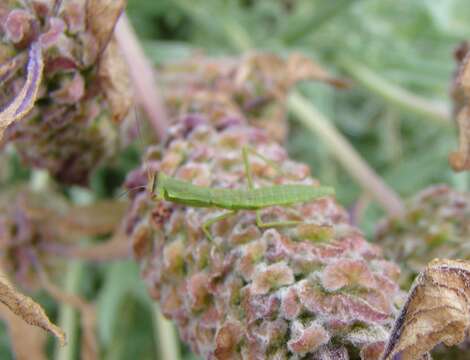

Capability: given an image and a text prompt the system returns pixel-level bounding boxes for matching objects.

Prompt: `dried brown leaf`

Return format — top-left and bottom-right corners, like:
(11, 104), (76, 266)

(97, 37), (132, 123)
(0, 43), (43, 141)
(0, 276), (65, 346)
(449, 44), (470, 171)
(449, 106), (470, 171)
(459, 50), (470, 98)
(85, 0), (126, 53)
(382, 259), (470, 360)
(286, 53), (350, 89)
(235, 53), (347, 101)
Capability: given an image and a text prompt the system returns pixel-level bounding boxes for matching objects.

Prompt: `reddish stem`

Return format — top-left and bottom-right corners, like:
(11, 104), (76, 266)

(114, 14), (169, 140)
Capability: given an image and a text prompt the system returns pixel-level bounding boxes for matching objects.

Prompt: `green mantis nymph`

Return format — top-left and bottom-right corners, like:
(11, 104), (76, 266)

(149, 146), (335, 240)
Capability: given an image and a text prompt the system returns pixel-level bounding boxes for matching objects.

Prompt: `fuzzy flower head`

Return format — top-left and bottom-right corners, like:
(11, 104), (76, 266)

(161, 53), (346, 142)
(126, 118), (402, 360)
(375, 185), (470, 288)
(0, 0), (131, 185)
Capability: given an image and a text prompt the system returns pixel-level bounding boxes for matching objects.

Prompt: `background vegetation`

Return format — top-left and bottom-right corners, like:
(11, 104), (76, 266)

(2, 0), (470, 358)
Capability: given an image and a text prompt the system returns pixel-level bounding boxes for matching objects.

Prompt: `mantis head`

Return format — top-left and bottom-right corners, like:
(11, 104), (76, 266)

(147, 172), (165, 200)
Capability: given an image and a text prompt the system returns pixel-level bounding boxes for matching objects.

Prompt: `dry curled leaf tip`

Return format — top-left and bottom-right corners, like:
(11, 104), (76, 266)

(449, 150), (467, 171)
(86, 0), (126, 53)
(382, 258), (470, 360)
(449, 43), (470, 172)
(286, 52), (350, 89)
(0, 277), (66, 346)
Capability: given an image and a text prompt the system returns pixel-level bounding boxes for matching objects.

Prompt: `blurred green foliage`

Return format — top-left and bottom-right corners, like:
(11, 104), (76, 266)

(128, 1), (469, 356)
(2, 0), (470, 359)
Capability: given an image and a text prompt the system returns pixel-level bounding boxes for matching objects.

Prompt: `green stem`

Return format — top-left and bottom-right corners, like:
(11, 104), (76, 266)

(452, 172), (469, 192)
(339, 56), (451, 127)
(173, 0), (252, 52)
(288, 91), (405, 218)
(222, 20), (252, 52)
(54, 261), (83, 360)
(154, 305), (181, 360)
(282, 0), (361, 44)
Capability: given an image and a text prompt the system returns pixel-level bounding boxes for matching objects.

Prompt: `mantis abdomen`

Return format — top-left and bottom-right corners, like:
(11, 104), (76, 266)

(210, 185), (334, 209)
(159, 175), (335, 210)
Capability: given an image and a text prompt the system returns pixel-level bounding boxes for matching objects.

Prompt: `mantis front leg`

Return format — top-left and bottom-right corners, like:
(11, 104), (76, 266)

(242, 146), (302, 229)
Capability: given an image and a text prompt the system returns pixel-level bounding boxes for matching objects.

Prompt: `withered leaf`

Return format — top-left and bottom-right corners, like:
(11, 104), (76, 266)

(97, 37), (132, 123)
(85, 0), (126, 53)
(286, 53), (350, 89)
(459, 46), (470, 97)
(382, 258), (470, 360)
(235, 52), (348, 100)
(0, 276), (66, 346)
(449, 44), (470, 171)
(449, 106), (470, 171)
(0, 42), (43, 141)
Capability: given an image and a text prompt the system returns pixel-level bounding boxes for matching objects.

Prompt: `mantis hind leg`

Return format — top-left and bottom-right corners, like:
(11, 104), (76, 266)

(202, 210), (236, 241)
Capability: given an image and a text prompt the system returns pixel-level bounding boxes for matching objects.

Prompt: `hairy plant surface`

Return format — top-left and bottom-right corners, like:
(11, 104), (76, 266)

(126, 118), (403, 359)
(376, 186), (470, 359)
(375, 185), (470, 288)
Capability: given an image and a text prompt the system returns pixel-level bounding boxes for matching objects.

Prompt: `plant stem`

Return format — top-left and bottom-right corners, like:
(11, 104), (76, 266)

(173, 0), (252, 52)
(54, 261), (83, 360)
(154, 306), (181, 360)
(288, 91), (405, 218)
(282, 0), (361, 44)
(115, 13), (169, 140)
(339, 57), (451, 127)
(452, 172), (469, 192)
(222, 20), (252, 52)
